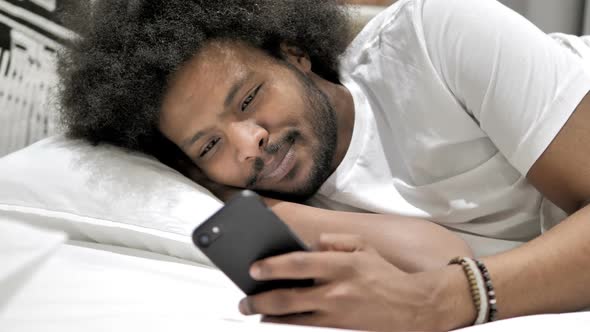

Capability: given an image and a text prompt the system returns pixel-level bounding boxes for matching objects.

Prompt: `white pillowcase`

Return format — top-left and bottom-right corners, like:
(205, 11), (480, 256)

(0, 136), (222, 265)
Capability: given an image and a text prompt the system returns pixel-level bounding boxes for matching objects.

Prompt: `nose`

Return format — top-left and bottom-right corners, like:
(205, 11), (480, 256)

(227, 120), (268, 163)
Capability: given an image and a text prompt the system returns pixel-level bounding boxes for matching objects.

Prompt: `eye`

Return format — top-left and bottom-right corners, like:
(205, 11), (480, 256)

(241, 85), (262, 112)
(199, 138), (220, 158)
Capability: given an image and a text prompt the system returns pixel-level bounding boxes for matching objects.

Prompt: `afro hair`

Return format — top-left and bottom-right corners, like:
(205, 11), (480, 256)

(57, 0), (352, 161)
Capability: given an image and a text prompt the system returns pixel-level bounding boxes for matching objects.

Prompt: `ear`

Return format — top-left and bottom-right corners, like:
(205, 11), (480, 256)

(280, 43), (312, 73)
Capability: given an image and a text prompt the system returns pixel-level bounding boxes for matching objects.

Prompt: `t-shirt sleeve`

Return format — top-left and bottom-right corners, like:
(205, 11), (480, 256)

(422, 0), (590, 176)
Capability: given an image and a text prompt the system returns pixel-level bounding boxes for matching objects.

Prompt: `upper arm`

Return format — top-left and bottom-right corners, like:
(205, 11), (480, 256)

(422, 0), (590, 212)
(528, 92), (590, 213)
(423, 0), (590, 176)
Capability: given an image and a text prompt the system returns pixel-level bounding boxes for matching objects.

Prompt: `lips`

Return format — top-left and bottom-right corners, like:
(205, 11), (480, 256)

(260, 142), (296, 182)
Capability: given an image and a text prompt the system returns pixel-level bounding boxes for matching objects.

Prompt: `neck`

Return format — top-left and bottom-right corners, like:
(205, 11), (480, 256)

(312, 74), (356, 172)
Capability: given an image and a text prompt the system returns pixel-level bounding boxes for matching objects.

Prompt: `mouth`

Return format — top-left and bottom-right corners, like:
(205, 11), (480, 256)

(259, 142), (296, 183)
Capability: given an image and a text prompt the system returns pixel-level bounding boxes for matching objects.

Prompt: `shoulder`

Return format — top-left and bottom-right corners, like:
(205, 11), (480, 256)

(340, 0), (426, 69)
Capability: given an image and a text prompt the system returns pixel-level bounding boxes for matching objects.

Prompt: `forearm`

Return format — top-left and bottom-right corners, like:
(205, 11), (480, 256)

(486, 204), (590, 317)
(434, 205), (590, 330)
(265, 198), (472, 273)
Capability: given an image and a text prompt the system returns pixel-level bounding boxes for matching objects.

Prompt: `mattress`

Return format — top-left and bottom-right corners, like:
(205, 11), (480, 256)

(1, 217), (589, 332)
(0, 236), (343, 332)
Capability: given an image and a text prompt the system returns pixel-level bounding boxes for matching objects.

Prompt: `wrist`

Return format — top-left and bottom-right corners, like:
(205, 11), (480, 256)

(426, 265), (478, 330)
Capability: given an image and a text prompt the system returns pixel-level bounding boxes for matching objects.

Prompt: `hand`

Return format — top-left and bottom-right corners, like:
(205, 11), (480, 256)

(238, 234), (444, 332)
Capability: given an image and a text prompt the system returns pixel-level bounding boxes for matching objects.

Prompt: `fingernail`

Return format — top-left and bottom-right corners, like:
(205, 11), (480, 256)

(250, 265), (261, 279)
(239, 298), (251, 315)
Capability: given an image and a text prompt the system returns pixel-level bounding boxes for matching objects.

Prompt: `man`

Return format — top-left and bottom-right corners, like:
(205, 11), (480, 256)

(58, 0), (590, 330)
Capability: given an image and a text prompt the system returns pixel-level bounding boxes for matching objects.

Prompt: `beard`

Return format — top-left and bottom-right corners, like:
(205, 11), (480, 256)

(251, 63), (338, 202)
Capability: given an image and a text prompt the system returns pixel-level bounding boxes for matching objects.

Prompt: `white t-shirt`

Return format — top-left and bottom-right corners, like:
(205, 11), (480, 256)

(314, 0), (590, 242)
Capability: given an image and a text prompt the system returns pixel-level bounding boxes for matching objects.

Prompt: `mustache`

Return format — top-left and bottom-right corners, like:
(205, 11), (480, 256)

(245, 131), (299, 188)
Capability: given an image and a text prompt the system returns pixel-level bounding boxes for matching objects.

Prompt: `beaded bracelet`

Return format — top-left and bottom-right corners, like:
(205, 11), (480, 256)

(475, 259), (498, 322)
(448, 257), (488, 325)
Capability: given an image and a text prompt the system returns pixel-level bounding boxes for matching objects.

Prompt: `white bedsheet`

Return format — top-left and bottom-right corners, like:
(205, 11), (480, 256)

(0, 239), (347, 332)
(1, 221), (589, 332)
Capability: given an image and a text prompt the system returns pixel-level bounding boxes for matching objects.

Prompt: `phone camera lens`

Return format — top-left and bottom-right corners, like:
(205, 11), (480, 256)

(198, 233), (211, 247)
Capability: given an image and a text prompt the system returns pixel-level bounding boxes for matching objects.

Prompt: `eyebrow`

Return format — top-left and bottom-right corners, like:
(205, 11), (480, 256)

(181, 71), (254, 150)
(224, 71), (253, 108)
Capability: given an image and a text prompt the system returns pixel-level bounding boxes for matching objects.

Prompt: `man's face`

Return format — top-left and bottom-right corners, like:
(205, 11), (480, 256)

(160, 41), (338, 200)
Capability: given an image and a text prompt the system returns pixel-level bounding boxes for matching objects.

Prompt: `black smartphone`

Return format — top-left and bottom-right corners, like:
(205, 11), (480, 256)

(192, 190), (313, 295)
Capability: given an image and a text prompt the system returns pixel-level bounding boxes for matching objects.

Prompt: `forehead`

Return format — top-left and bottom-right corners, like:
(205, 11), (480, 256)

(160, 41), (270, 131)
(164, 41), (263, 103)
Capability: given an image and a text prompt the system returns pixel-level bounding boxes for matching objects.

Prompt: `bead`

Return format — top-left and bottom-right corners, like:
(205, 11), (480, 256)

(473, 259), (497, 324)
(450, 257), (490, 325)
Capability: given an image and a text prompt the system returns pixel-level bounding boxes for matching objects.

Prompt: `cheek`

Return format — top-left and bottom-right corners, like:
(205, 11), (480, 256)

(201, 155), (245, 187)
(264, 82), (308, 123)
(297, 139), (317, 165)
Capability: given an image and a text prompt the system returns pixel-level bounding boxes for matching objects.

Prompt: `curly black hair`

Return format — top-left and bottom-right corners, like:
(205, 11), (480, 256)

(57, 0), (351, 161)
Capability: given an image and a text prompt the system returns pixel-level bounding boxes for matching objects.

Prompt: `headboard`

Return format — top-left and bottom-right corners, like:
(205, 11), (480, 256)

(0, 0), (74, 157)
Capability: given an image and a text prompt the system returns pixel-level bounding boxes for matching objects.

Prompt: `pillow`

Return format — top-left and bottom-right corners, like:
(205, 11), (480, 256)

(0, 136), (222, 265)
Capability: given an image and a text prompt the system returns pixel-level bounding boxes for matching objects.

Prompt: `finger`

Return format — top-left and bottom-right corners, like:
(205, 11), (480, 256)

(318, 233), (366, 252)
(239, 286), (326, 316)
(251, 251), (352, 281)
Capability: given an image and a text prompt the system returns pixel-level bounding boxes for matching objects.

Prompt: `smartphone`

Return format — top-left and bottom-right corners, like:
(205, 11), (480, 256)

(192, 190), (314, 295)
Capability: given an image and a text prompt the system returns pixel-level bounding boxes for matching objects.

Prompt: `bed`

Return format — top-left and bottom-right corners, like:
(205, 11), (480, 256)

(1, 136), (589, 332)
(1, 218), (589, 332)
(0, 218), (329, 332)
